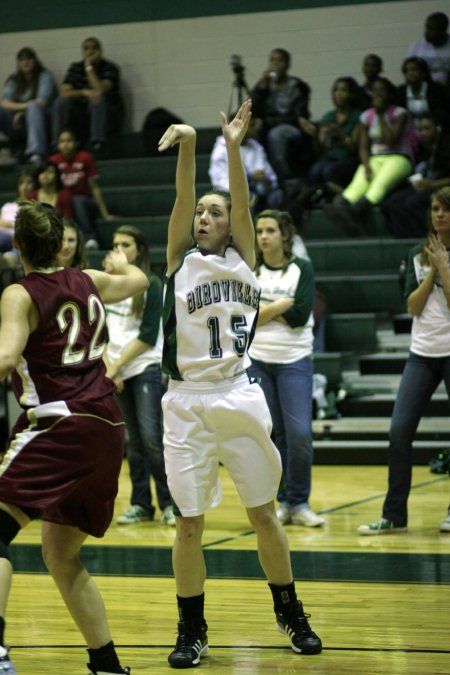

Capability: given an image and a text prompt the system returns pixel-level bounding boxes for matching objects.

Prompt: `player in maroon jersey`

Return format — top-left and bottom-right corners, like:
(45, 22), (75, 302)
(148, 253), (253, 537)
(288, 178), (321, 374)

(0, 200), (148, 675)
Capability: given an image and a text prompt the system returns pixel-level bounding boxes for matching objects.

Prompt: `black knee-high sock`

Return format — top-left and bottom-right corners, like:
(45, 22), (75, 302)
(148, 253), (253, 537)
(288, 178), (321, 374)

(87, 640), (122, 673)
(0, 617), (5, 646)
(177, 593), (205, 627)
(268, 581), (301, 615)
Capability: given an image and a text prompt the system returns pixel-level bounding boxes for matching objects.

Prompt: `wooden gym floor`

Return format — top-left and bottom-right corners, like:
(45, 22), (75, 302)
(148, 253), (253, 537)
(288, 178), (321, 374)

(7, 462), (450, 674)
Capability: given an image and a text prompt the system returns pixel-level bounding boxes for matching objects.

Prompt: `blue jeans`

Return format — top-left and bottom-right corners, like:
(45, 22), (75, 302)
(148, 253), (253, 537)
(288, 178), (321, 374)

(265, 123), (303, 183)
(51, 96), (122, 143)
(248, 356), (314, 508)
(383, 351), (450, 525)
(72, 195), (98, 240)
(308, 156), (359, 188)
(0, 102), (49, 156)
(116, 364), (171, 515)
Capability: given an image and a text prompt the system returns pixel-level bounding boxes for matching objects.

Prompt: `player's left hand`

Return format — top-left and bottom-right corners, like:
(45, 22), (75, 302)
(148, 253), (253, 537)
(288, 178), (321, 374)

(220, 99), (252, 147)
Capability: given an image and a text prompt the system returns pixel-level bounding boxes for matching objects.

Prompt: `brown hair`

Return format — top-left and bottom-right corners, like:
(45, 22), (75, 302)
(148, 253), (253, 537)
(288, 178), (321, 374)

(15, 200), (63, 269)
(420, 186), (450, 265)
(16, 170), (36, 198)
(254, 209), (296, 274)
(200, 188), (231, 215)
(9, 47), (46, 100)
(61, 219), (88, 270)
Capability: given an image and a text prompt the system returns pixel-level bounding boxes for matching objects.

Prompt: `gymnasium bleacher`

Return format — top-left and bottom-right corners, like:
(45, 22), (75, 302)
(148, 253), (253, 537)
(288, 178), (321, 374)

(1, 128), (448, 464)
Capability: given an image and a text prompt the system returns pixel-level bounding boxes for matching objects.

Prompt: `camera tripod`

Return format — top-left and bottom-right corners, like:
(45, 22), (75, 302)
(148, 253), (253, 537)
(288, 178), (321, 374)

(228, 68), (250, 117)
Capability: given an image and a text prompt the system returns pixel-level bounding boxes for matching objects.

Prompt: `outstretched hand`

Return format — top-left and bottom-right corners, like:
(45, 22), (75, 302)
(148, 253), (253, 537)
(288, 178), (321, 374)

(220, 99), (252, 147)
(158, 124), (196, 152)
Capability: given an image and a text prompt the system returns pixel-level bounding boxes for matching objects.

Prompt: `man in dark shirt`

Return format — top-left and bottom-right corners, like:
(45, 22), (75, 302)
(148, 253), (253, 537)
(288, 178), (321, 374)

(51, 37), (124, 152)
(251, 48), (311, 184)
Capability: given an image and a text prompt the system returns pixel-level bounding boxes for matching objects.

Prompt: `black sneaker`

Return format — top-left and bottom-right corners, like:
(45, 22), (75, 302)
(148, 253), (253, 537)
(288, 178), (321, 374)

(276, 603), (322, 655)
(168, 620), (208, 668)
(86, 665), (130, 674)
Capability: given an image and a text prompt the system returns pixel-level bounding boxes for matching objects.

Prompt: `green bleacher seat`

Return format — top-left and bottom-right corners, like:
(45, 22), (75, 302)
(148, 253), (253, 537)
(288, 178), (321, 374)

(325, 313), (378, 352)
(102, 182), (210, 218)
(316, 273), (404, 314)
(97, 155), (210, 188)
(313, 352), (343, 389)
(307, 238), (417, 274)
(306, 207), (390, 239)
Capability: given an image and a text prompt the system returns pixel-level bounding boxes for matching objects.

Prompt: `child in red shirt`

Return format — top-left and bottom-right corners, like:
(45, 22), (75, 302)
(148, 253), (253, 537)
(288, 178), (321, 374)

(50, 128), (114, 248)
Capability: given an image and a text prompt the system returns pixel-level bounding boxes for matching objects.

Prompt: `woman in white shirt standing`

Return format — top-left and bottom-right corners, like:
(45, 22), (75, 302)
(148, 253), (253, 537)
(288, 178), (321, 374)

(248, 209), (325, 527)
(359, 187), (450, 535)
(105, 225), (174, 526)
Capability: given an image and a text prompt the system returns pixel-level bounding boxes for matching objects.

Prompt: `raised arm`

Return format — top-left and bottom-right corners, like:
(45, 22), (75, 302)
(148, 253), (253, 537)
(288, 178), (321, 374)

(158, 124), (197, 276)
(84, 249), (149, 304)
(220, 99), (255, 268)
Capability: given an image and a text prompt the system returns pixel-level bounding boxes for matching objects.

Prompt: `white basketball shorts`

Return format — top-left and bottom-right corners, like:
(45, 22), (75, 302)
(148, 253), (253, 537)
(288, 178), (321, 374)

(162, 373), (282, 516)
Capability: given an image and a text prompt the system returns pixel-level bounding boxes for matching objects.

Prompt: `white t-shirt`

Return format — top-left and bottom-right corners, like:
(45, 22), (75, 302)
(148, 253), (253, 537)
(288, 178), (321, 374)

(106, 290), (163, 380)
(249, 257), (314, 364)
(407, 248), (450, 357)
(209, 136), (278, 190)
(407, 35), (450, 83)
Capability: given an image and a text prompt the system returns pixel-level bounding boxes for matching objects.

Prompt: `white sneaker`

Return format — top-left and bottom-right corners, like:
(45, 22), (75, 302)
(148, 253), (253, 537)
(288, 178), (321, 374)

(27, 153), (43, 165)
(116, 505), (152, 524)
(160, 505), (176, 526)
(0, 646), (16, 674)
(357, 518), (407, 536)
(440, 511), (450, 533)
(291, 507), (325, 528)
(276, 503), (291, 525)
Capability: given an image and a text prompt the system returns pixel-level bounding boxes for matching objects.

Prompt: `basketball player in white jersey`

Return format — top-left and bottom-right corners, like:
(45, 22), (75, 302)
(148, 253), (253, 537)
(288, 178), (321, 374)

(158, 100), (322, 669)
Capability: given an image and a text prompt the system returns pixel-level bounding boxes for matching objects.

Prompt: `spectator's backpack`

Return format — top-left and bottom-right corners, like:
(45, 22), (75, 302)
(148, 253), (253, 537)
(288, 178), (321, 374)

(142, 107), (184, 156)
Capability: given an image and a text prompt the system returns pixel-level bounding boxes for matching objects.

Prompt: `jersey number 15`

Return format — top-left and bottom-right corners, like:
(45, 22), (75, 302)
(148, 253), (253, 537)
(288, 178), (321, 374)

(207, 314), (249, 359)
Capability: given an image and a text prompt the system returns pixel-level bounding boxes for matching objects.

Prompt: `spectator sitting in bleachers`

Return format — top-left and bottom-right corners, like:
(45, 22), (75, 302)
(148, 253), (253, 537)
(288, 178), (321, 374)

(396, 57), (450, 130)
(251, 48), (311, 185)
(0, 47), (56, 166)
(57, 219), (88, 269)
(28, 161), (74, 220)
(0, 170), (35, 267)
(50, 128), (115, 249)
(306, 76), (361, 192)
(51, 36), (124, 155)
(324, 77), (414, 234)
(355, 54), (383, 110)
(209, 114), (283, 213)
(0, 170), (35, 244)
(406, 12), (450, 86)
(381, 114), (450, 238)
